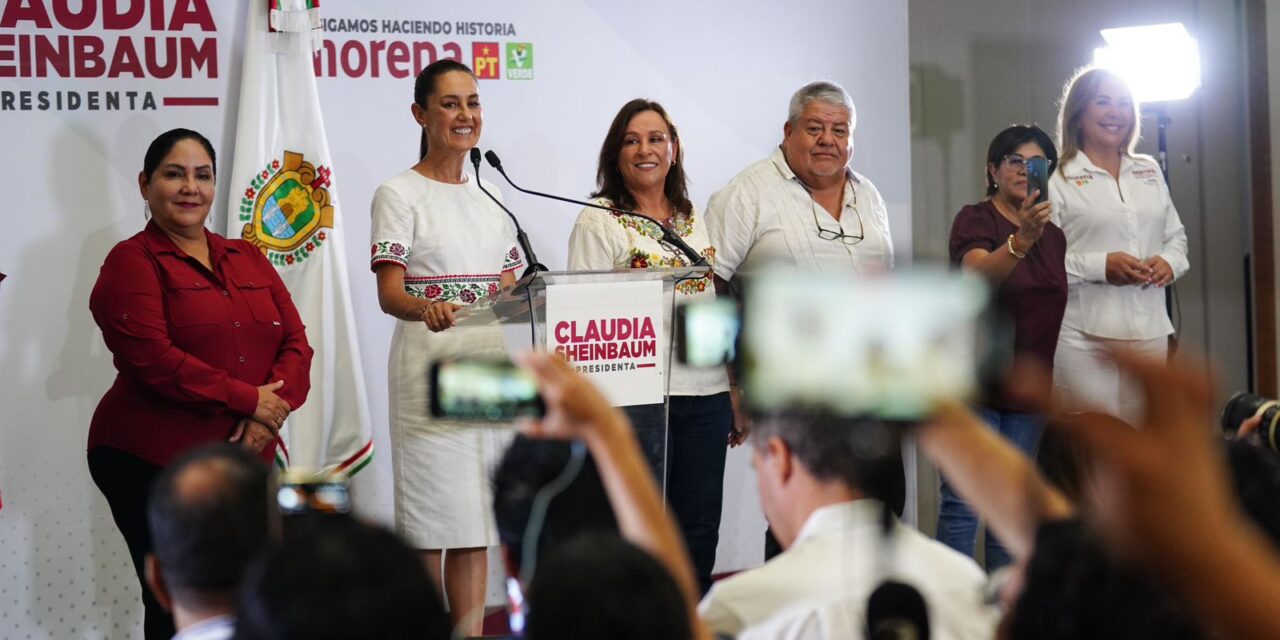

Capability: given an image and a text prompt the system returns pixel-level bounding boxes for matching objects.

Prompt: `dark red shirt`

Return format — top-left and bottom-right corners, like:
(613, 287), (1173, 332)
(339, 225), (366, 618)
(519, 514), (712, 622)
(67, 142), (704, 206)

(950, 201), (1067, 412)
(88, 221), (313, 466)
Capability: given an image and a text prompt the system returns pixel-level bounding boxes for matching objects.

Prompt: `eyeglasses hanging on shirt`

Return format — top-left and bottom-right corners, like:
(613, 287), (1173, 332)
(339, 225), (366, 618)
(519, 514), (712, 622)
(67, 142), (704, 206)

(809, 179), (864, 245)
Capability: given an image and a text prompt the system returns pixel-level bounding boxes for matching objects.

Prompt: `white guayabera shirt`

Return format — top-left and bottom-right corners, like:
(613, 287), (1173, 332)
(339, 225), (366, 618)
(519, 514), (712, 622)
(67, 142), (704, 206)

(704, 147), (894, 281)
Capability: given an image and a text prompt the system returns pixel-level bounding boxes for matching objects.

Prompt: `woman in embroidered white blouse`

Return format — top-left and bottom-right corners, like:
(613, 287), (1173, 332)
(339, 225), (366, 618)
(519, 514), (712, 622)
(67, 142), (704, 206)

(1047, 67), (1190, 421)
(567, 98), (742, 594)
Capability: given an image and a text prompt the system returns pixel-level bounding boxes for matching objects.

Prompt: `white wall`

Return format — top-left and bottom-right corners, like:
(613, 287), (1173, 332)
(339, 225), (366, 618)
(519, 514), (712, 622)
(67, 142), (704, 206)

(0, 1), (911, 636)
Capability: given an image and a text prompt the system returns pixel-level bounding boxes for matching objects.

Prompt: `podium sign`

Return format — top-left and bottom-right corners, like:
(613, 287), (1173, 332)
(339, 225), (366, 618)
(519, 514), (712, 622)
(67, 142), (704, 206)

(546, 280), (665, 406)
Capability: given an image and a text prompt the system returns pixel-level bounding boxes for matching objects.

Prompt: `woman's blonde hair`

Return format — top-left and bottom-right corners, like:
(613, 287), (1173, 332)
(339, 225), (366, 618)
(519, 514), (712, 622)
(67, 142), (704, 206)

(1055, 67), (1141, 176)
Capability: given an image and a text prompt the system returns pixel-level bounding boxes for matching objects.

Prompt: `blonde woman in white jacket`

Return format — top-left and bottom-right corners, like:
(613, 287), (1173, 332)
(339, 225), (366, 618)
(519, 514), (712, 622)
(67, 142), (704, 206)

(1047, 67), (1189, 422)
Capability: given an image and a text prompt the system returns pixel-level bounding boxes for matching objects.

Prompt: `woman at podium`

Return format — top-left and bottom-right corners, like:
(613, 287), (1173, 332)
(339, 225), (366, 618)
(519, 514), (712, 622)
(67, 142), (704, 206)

(567, 98), (740, 594)
(369, 59), (523, 635)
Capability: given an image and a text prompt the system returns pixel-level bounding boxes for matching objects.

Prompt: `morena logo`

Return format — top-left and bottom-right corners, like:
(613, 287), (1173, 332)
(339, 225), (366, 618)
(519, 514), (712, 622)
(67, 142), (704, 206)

(312, 37), (535, 81)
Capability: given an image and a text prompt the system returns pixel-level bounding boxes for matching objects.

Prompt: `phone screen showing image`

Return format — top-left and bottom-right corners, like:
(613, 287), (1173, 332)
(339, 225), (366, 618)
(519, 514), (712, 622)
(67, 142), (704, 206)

(676, 299), (740, 367)
(739, 270), (991, 421)
(430, 359), (545, 421)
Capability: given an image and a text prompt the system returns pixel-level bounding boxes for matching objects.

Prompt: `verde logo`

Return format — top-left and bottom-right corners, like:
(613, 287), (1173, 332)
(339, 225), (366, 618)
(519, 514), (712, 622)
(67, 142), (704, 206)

(506, 43), (534, 80)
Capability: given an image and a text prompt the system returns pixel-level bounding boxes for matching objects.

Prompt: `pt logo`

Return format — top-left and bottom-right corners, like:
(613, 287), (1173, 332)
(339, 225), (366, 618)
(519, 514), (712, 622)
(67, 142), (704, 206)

(506, 42), (534, 80)
(472, 42), (500, 79)
(239, 151), (334, 267)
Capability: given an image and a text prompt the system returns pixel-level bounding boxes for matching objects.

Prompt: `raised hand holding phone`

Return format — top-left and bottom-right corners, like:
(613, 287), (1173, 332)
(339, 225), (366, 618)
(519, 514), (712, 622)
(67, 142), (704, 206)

(1014, 156), (1053, 252)
(1025, 156), (1050, 205)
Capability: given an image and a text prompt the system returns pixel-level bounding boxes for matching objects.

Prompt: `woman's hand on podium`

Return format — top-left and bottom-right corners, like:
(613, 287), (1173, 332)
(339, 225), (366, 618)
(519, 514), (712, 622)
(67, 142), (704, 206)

(421, 300), (460, 332)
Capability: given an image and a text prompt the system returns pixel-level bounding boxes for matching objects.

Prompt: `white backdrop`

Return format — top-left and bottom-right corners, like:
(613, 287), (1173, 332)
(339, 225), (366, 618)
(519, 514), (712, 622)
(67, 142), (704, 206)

(0, 1), (910, 636)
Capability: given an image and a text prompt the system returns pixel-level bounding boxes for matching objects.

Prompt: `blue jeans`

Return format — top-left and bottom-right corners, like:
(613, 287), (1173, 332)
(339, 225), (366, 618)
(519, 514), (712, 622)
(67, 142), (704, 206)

(936, 407), (1044, 571)
(624, 392), (733, 595)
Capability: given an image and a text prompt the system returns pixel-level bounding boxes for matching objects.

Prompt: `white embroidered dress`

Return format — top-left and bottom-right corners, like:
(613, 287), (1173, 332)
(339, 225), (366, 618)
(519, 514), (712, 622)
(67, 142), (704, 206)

(370, 169), (522, 549)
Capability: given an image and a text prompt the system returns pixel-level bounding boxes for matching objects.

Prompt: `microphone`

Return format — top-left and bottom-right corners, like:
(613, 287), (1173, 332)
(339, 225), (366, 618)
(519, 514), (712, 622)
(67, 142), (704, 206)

(865, 581), (930, 640)
(470, 148), (547, 279)
(484, 150), (709, 267)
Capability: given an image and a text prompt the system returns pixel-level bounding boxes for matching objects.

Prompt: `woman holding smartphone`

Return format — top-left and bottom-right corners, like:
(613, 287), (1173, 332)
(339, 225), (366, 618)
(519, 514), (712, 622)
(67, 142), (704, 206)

(1048, 67), (1189, 421)
(567, 98), (741, 594)
(942, 124), (1067, 570)
(369, 59), (523, 635)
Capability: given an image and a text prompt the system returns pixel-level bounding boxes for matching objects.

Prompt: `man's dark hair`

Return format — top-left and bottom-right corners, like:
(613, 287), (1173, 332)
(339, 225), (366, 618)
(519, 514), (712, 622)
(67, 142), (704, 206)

(1010, 519), (1204, 640)
(525, 533), (692, 640)
(750, 415), (902, 491)
(147, 443), (270, 597)
(492, 435), (619, 571)
(233, 514), (450, 640)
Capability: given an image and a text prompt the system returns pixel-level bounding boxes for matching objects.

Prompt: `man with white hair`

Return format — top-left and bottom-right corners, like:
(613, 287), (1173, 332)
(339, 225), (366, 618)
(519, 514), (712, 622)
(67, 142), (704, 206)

(705, 81), (903, 554)
(705, 80), (894, 280)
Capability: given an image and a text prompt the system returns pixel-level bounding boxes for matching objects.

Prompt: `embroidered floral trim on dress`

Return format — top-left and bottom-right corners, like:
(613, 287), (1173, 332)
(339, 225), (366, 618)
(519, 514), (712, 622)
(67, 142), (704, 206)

(502, 246), (524, 272)
(371, 241), (410, 268)
(404, 274), (501, 305)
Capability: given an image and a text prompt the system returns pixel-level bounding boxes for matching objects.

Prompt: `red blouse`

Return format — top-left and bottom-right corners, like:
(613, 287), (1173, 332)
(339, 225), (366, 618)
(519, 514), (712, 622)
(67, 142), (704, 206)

(88, 221), (313, 466)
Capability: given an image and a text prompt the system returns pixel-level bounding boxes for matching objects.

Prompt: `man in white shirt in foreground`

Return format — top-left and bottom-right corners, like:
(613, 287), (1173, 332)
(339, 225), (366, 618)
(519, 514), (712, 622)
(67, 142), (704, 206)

(697, 415), (997, 639)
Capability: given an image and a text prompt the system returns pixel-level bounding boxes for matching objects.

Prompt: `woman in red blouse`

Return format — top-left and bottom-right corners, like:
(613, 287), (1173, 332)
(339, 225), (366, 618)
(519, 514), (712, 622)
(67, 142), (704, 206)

(87, 128), (312, 639)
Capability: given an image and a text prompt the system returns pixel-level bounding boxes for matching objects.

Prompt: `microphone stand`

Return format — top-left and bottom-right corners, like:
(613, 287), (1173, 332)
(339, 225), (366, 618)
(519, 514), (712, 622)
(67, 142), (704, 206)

(483, 150), (709, 268)
(470, 148), (548, 282)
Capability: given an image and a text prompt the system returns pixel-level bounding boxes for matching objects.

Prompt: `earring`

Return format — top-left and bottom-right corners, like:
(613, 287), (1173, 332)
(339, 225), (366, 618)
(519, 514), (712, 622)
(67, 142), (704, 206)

(143, 202), (152, 220)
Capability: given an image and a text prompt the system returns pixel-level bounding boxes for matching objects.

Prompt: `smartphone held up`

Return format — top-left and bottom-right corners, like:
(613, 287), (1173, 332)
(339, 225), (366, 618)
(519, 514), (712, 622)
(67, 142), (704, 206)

(430, 358), (545, 421)
(673, 269), (1003, 422)
(1025, 156), (1049, 204)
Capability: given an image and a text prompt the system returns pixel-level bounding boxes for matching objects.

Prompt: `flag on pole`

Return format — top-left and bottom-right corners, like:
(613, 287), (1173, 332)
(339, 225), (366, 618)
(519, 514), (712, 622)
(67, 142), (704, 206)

(227, 0), (373, 476)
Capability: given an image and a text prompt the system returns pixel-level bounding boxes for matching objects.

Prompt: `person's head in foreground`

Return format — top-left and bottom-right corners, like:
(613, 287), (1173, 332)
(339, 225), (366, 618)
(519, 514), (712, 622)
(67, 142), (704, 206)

(749, 414), (887, 546)
(145, 443), (271, 631)
(524, 532), (693, 640)
(232, 514), (450, 640)
(492, 434), (619, 575)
